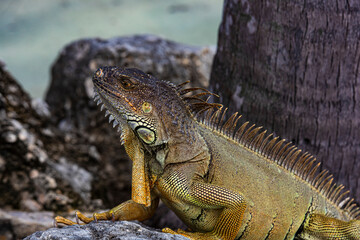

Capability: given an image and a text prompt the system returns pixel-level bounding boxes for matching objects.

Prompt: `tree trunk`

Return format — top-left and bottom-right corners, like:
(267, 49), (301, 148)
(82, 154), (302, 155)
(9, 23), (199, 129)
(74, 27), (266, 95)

(210, 0), (360, 201)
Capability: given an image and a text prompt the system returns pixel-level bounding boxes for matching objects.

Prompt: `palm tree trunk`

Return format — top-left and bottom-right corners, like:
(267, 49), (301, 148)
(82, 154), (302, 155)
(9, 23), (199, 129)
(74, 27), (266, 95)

(210, 0), (360, 201)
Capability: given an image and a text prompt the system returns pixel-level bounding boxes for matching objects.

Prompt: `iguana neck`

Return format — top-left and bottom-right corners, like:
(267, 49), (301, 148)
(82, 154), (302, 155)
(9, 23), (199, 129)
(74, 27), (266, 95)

(151, 102), (211, 170)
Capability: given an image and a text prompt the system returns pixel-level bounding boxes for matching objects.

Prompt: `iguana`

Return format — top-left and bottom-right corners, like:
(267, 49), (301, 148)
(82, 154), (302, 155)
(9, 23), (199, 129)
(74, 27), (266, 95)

(55, 66), (360, 240)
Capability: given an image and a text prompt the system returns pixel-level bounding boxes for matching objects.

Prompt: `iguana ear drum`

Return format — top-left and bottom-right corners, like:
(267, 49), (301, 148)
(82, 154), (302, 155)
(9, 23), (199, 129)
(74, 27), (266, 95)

(136, 127), (156, 144)
(142, 102), (152, 113)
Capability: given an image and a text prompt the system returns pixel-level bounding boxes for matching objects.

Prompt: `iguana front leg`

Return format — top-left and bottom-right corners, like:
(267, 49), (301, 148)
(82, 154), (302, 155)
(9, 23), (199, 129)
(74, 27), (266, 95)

(55, 197), (159, 226)
(55, 132), (159, 226)
(159, 170), (247, 240)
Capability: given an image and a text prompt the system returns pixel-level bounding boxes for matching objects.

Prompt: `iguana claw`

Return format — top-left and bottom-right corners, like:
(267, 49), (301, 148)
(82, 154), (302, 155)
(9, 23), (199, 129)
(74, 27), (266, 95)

(162, 228), (219, 240)
(54, 210), (95, 226)
(54, 215), (79, 226)
(53, 219), (58, 228)
(75, 212), (80, 224)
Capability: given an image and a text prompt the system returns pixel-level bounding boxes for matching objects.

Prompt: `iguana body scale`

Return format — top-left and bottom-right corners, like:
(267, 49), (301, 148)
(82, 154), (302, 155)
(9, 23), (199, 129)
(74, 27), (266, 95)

(55, 67), (360, 240)
(194, 124), (347, 239)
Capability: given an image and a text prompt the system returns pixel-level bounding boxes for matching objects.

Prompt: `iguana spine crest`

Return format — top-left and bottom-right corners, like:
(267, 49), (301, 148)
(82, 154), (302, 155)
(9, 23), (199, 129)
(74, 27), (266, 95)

(178, 83), (360, 220)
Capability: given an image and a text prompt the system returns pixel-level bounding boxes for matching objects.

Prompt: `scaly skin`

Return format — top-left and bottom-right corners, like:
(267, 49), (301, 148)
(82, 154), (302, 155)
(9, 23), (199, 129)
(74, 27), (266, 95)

(55, 67), (360, 239)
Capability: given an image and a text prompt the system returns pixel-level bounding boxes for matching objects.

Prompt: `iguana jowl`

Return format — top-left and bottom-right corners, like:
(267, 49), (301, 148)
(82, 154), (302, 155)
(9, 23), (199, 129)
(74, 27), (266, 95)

(55, 67), (360, 239)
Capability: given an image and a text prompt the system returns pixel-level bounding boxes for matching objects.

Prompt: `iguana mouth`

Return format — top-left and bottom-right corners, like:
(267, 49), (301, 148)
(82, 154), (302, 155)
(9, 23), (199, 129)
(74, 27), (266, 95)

(93, 74), (152, 207)
(94, 88), (127, 137)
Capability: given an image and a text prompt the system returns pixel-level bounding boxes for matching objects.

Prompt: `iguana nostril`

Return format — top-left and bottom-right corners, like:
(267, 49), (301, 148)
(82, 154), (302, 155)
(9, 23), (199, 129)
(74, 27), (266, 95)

(95, 68), (103, 78)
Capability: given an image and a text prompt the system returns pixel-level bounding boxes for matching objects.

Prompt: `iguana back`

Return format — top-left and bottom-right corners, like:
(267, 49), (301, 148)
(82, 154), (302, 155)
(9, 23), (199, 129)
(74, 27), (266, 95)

(197, 123), (355, 238)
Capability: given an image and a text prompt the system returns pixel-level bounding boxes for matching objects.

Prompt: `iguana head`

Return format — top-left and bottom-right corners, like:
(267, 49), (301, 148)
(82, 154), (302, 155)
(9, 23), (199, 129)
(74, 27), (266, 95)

(93, 67), (212, 205)
(92, 66), (193, 148)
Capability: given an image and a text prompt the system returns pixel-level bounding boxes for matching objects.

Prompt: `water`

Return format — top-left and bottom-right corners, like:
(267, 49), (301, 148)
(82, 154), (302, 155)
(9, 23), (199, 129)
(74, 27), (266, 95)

(0, 0), (222, 98)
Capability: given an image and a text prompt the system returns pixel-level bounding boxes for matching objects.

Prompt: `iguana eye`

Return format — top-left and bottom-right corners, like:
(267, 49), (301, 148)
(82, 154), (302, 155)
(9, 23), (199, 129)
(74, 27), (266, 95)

(136, 127), (156, 144)
(142, 102), (152, 113)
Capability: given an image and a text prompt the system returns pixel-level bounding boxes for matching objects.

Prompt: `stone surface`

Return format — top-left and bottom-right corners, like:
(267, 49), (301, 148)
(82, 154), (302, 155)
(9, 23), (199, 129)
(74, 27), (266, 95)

(0, 210), (54, 239)
(0, 63), (102, 239)
(24, 221), (189, 240)
(0, 65), (87, 213)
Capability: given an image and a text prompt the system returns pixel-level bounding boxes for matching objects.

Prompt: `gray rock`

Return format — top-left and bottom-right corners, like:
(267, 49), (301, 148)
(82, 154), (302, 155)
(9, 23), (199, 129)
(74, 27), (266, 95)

(24, 221), (189, 240)
(48, 158), (93, 203)
(31, 99), (51, 119)
(0, 66), (86, 213)
(0, 210), (54, 239)
(3, 131), (17, 143)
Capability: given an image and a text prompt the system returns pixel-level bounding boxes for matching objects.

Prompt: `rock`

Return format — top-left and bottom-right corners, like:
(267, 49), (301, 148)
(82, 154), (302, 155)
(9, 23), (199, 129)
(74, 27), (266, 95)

(0, 63), (100, 239)
(0, 65), (90, 213)
(31, 99), (51, 119)
(0, 210), (54, 239)
(47, 158), (93, 202)
(24, 221), (189, 240)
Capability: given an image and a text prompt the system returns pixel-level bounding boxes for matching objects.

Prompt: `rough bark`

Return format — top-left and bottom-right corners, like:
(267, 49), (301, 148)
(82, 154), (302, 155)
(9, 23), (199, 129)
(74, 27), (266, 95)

(210, 0), (360, 201)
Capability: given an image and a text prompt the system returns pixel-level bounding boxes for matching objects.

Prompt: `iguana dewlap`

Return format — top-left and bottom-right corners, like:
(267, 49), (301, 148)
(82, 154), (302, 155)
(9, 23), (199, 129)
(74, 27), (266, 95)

(55, 67), (360, 240)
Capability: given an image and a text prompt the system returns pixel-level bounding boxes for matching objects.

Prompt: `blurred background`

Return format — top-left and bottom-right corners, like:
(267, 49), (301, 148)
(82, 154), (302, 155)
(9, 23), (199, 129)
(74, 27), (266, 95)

(0, 0), (222, 98)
